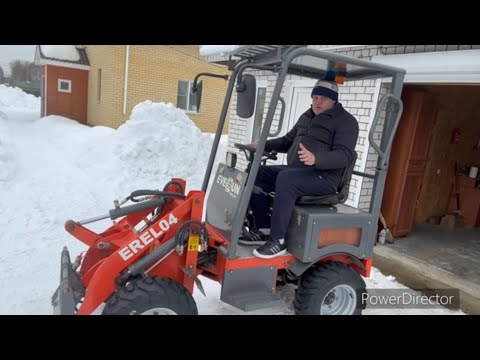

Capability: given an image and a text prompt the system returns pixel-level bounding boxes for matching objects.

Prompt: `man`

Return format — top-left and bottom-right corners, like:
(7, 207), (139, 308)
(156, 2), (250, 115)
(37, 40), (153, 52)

(248, 80), (359, 259)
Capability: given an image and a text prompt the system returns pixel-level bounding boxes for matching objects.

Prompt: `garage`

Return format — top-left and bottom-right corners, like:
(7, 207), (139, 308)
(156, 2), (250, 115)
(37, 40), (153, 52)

(372, 50), (480, 313)
(383, 84), (480, 236)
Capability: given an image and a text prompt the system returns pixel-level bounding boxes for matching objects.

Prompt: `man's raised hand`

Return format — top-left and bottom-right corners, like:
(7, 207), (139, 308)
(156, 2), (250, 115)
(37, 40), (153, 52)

(298, 143), (315, 166)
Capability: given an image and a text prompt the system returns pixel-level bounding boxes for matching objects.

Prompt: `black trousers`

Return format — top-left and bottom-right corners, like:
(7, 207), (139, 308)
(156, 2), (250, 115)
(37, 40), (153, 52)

(249, 165), (335, 240)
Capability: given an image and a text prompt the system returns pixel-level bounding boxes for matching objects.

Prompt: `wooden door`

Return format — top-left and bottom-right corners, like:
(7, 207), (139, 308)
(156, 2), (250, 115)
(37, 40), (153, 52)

(382, 88), (437, 237)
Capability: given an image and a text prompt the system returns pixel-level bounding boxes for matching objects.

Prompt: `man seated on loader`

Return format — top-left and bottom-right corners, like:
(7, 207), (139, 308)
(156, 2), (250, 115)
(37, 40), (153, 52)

(243, 79), (359, 259)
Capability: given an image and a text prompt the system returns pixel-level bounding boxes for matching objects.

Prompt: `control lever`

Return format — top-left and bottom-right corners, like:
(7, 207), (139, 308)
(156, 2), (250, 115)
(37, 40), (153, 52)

(252, 186), (275, 198)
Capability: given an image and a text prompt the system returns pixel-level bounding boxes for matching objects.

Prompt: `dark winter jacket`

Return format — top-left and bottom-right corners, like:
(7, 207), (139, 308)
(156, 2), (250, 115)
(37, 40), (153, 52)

(265, 102), (359, 188)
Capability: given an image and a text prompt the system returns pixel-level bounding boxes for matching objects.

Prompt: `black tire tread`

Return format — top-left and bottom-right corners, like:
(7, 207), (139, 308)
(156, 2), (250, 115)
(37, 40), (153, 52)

(103, 277), (198, 315)
(294, 262), (366, 315)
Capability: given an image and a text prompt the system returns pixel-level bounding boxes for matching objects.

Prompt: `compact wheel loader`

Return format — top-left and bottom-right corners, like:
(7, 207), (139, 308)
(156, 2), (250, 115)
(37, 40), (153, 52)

(52, 45), (405, 315)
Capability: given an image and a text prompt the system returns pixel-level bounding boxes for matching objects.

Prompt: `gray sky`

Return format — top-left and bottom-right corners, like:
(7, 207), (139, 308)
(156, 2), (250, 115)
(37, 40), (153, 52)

(0, 45), (36, 72)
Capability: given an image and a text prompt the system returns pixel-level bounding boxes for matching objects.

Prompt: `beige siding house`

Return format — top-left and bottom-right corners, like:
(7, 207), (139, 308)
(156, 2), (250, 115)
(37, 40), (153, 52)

(85, 45), (230, 132)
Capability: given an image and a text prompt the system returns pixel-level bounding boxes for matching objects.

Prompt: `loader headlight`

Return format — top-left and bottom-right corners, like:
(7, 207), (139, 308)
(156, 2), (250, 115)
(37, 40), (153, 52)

(226, 152), (237, 168)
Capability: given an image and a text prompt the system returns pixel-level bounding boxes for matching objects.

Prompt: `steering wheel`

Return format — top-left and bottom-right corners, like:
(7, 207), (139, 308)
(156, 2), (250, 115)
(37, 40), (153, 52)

(234, 143), (277, 161)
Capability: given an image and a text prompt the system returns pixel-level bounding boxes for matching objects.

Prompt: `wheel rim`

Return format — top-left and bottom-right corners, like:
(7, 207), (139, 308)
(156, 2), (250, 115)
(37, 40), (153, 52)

(320, 285), (357, 315)
(137, 307), (178, 315)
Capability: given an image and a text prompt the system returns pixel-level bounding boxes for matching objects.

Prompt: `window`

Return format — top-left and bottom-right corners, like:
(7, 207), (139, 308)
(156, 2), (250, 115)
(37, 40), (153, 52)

(177, 80), (198, 113)
(97, 69), (102, 102)
(58, 79), (71, 93)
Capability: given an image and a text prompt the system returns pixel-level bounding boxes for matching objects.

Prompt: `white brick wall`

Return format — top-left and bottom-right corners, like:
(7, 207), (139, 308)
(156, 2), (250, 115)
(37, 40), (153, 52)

(226, 45), (478, 210)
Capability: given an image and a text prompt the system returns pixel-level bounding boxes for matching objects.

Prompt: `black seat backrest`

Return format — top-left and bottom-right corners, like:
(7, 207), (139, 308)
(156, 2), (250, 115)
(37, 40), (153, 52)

(296, 151), (358, 206)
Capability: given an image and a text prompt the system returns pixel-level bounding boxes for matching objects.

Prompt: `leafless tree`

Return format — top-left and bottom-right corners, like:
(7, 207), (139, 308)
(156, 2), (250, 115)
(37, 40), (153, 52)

(8, 60), (40, 85)
(0, 66), (5, 84)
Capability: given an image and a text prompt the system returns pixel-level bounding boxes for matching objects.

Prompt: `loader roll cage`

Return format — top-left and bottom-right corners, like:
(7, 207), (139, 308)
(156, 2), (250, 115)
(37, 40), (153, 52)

(200, 45), (405, 260)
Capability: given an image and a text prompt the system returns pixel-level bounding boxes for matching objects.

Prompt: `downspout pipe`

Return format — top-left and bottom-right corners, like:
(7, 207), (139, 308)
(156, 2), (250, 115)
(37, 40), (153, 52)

(123, 45), (130, 115)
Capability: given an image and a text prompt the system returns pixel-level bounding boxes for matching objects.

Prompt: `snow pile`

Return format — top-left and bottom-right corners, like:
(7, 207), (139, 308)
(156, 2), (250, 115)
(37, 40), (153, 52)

(0, 84), (41, 181)
(107, 101), (216, 195)
(0, 84), (40, 111)
(0, 119), (16, 181)
(40, 45), (80, 61)
(199, 45), (239, 56)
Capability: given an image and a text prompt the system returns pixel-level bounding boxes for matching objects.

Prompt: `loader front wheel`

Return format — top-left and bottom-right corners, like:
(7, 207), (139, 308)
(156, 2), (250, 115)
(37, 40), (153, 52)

(294, 262), (366, 315)
(103, 277), (198, 315)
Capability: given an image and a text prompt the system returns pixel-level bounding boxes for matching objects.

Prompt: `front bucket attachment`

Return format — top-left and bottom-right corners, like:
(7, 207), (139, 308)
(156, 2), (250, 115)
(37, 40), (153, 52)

(51, 247), (84, 315)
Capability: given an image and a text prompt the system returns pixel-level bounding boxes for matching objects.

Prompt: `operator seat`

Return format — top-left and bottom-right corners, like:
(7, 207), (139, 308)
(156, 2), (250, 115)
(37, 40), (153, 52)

(243, 153), (357, 243)
(296, 152), (357, 206)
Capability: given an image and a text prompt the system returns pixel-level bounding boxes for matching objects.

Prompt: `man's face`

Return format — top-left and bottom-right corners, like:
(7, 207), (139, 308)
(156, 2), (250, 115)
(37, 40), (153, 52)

(311, 95), (335, 115)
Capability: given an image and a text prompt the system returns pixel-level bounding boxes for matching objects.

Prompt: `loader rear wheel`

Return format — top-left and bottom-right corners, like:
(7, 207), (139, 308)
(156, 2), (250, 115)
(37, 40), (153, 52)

(103, 277), (198, 315)
(294, 262), (366, 315)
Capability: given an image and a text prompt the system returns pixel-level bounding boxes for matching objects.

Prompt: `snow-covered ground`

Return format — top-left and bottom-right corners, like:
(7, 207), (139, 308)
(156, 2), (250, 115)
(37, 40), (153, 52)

(0, 84), (462, 315)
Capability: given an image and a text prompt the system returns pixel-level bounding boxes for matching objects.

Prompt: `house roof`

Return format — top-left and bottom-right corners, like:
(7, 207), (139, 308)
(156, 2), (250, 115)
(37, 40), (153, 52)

(199, 45), (240, 66)
(35, 45), (90, 71)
